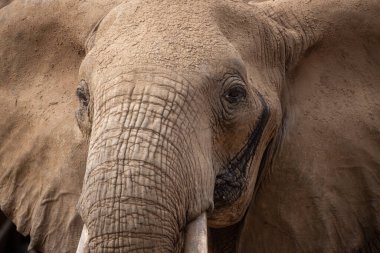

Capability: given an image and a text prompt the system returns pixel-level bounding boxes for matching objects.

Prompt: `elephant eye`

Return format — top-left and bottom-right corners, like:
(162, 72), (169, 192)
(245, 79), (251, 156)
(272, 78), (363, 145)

(75, 80), (92, 137)
(223, 85), (247, 104)
(76, 80), (89, 107)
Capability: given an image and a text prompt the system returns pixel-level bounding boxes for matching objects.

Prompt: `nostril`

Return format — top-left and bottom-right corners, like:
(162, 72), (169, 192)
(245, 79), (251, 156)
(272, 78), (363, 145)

(76, 225), (89, 253)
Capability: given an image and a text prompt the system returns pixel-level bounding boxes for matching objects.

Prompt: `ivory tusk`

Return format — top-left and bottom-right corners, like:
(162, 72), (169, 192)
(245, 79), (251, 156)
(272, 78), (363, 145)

(184, 212), (208, 253)
(76, 225), (89, 253)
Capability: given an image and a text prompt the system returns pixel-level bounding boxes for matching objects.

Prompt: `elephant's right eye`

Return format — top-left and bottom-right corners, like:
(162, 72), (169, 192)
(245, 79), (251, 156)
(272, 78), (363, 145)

(76, 80), (89, 107)
(75, 80), (92, 137)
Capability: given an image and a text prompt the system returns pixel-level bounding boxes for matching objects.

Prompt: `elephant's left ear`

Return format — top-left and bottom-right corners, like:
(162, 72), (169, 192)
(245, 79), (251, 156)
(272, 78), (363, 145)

(239, 1), (380, 251)
(0, 1), (120, 252)
(249, 0), (380, 71)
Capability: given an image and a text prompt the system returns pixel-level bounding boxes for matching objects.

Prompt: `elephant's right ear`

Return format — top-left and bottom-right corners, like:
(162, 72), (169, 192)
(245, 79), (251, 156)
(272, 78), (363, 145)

(0, 1), (120, 252)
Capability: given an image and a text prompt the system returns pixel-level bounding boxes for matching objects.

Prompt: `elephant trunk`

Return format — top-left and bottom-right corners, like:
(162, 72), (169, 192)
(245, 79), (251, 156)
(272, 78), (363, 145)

(80, 121), (189, 251)
(77, 73), (213, 252)
(77, 213), (208, 253)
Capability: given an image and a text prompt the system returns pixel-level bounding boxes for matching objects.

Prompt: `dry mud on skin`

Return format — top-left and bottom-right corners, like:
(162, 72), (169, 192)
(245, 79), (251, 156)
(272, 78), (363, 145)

(0, 0), (380, 252)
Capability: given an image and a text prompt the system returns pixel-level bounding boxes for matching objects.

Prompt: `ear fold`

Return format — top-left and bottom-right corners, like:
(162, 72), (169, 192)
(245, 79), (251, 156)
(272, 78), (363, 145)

(0, 1), (120, 252)
(249, 0), (380, 68)
(239, 1), (380, 252)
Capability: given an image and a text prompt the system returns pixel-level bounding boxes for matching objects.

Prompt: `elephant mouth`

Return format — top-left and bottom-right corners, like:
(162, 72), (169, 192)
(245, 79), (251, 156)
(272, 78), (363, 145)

(213, 93), (270, 208)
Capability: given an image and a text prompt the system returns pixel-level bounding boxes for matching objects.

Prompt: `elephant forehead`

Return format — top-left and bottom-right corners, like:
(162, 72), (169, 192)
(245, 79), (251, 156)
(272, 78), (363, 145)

(87, 0), (244, 75)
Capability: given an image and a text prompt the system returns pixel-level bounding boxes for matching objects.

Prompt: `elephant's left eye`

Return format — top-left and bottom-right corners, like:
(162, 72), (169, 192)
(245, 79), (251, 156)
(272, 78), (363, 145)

(223, 85), (247, 104)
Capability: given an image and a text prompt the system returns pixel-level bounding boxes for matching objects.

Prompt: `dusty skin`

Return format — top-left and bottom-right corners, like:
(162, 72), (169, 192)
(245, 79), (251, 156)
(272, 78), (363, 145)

(0, 0), (380, 252)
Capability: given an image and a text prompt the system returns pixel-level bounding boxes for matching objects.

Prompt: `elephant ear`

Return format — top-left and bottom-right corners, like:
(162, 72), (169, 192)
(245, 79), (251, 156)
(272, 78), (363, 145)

(239, 0), (380, 252)
(0, 1), (121, 252)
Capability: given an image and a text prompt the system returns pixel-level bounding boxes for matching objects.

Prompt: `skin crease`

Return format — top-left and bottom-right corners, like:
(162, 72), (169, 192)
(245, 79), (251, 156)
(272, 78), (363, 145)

(0, 0), (379, 252)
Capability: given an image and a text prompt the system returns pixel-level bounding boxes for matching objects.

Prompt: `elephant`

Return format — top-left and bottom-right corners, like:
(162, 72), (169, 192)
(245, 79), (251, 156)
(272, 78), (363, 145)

(0, 0), (379, 252)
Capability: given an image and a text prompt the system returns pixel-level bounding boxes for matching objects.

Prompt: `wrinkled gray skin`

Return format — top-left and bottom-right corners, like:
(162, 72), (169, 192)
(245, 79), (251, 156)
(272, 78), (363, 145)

(76, 1), (281, 251)
(1, 0), (380, 252)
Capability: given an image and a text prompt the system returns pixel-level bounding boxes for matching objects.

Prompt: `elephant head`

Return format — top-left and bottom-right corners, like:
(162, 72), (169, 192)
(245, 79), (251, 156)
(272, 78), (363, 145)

(1, 0), (379, 252)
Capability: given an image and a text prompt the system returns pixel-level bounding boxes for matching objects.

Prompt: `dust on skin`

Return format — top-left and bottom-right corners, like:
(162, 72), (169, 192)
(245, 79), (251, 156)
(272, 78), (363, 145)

(0, 0), (379, 252)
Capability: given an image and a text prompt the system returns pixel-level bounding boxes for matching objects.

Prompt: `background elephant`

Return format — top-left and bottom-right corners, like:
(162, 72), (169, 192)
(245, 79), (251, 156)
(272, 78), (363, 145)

(0, 0), (379, 252)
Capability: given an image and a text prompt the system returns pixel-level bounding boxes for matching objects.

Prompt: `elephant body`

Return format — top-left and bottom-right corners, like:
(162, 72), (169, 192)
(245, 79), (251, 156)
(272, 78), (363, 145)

(0, 0), (379, 252)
